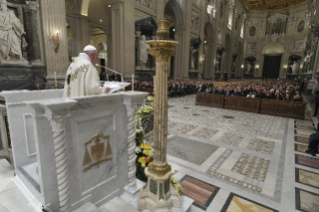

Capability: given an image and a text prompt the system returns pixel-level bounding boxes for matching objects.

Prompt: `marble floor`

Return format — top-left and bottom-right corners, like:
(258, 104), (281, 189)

(1, 95), (319, 212)
(156, 95), (319, 212)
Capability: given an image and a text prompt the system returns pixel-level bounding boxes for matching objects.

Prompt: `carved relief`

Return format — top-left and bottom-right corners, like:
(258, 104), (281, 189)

(217, 28), (222, 44)
(191, 10), (199, 30)
(135, 0), (153, 9)
(271, 33), (279, 43)
(293, 39), (305, 51)
(25, 1), (37, 11)
(83, 134), (113, 173)
(246, 43), (256, 53)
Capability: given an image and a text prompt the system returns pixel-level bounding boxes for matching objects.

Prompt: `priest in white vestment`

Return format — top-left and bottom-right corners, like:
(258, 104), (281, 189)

(63, 45), (111, 97)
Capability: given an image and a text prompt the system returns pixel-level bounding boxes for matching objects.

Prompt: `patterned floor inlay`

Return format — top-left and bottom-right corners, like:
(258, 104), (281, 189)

(167, 136), (218, 165)
(217, 132), (244, 146)
(191, 128), (219, 139)
(175, 124), (197, 134)
(180, 175), (220, 211)
(295, 168), (319, 189)
(207, 149), (233, 172)
(168, 121), (177, 129)
(232, 153), (270, 181)
(295, 136), (309, 144)
(296, 130), (315, 137)
(259, 116), (282, 139)
(295, 154), (319, 169)
(246, 138), (275, 154)
(295, 144), (308, 153)
(221, 193), (279, 212)
(295, 188), (319, 212)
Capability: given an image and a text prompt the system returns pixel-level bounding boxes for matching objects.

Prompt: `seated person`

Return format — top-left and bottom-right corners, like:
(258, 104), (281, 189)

(283, 91), (291, 101)
(232, 88), (239, 96)
(305, 123), (319, 156)
(293, 91), (302, 102)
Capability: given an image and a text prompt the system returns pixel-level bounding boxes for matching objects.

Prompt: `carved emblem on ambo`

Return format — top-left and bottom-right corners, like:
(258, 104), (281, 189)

(83, 134), (113, 172)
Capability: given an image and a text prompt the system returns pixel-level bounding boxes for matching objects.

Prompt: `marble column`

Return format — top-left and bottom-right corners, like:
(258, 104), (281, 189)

(138, 20), (181, 212)
(50, 117), (71, 212)
(204, 40), (214, 78)
(38, 0), (69, 84)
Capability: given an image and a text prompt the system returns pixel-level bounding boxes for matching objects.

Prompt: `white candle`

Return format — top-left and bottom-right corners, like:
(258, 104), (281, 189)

(54, 72), (57, 85)
(132, 74), (134, 91)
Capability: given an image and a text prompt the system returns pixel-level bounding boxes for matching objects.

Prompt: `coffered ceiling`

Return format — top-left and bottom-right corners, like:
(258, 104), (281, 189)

(242, 0), (309, 11)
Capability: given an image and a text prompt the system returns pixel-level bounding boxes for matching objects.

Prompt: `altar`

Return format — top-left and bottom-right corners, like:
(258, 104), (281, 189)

(1, 90), (147, 211)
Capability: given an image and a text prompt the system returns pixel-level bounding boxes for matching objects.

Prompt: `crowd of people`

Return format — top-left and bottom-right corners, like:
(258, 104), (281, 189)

(133, 78), (306, 102)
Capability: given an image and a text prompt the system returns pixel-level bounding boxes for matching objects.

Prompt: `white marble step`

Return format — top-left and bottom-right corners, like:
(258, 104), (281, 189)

(74, 202), (105, 212)
(99, 196), (139, 212)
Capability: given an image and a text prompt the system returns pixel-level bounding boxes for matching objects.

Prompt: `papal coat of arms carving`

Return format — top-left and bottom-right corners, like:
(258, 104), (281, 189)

(83, 134), (113, 172)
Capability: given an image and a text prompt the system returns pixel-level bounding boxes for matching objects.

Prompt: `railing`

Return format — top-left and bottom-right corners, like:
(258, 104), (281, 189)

(196, 93), (306, 119)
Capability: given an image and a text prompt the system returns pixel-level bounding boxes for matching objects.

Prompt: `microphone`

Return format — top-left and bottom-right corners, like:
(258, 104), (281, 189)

(96, 64), (124, 82)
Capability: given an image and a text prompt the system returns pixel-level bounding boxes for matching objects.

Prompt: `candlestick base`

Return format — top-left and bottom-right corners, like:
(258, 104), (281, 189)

(138, 167), (181, 212)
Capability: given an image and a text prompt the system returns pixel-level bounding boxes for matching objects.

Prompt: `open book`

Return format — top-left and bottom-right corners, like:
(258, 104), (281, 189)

(101, 81), (131, 93)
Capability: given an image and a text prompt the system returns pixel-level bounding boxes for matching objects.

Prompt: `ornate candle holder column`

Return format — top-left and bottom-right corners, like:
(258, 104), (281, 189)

(138, 20), (180, 212)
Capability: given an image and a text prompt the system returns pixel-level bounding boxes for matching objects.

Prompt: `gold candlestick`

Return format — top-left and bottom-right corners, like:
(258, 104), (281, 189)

(138, 20), (180, 212)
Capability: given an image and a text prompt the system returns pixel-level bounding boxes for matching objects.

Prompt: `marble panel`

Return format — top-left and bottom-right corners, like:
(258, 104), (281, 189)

(217, 132), (244, 146)
(175, 124), (198, 134)
(295, 154), (319, 169)
(180, 175), (220, 211)
(295, 136), (309, 144)
(221, 193), (279, 212)
(295, 120), (314, 126)
(295, 130), (316, 137)
(246, 138), (275, 155)
(295, 168), (319, 189)
(295, 188), (319, 212)
(294, 144), (308, 153)
(191, 128), (219, 139)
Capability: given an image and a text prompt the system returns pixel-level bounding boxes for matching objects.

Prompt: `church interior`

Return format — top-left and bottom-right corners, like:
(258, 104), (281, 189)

(1, 0), (319, 212)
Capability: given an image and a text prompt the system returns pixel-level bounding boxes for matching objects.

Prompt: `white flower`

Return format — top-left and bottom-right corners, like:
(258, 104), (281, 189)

(135, 147), (141, 153)
(143, 150), (147, 154)
(141, 163), (146, 168)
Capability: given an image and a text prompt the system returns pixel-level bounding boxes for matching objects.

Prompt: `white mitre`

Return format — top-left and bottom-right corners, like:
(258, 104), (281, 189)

(83, 45), (97, 51)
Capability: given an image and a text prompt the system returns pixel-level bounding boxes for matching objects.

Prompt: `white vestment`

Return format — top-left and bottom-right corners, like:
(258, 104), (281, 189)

(63, 53), (107, 97)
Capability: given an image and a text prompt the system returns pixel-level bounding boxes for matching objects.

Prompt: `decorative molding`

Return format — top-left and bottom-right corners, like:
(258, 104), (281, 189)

(191, 10), (199, 30)
(293, 39), (306, 51)
(135, 0), (153, 9)
(25, 1), (37, 11)
(246, 43), (256, 53)
(288, 17), (299, 27)
(267, 13), (288, 22)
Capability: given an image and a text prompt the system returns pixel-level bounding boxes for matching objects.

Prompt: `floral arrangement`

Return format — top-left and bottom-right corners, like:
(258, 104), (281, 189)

(171, 175), (184, 195)
(145, 96), (154, 103)
(135, 112), (154, 181)
(136, 105), (154, 118)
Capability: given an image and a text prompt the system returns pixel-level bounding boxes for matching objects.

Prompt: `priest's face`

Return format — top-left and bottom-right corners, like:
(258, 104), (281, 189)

(87, 50), (98, 63)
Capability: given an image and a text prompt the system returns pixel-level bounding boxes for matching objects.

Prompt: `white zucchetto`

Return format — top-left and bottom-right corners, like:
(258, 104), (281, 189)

(83, 45), (97, 52)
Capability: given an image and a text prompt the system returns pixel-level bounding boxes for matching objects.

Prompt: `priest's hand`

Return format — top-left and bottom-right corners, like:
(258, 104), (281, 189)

(105, 87), (111, 93)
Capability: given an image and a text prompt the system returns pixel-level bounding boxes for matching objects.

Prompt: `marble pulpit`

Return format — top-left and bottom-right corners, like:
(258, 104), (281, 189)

(1, 90), (147, 212)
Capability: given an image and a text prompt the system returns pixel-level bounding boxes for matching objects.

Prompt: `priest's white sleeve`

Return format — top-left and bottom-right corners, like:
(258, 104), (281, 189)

(85, 64), (107, 95)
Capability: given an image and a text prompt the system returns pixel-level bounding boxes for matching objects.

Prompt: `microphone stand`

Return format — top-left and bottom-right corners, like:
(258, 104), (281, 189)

(96, 64), (124, 82)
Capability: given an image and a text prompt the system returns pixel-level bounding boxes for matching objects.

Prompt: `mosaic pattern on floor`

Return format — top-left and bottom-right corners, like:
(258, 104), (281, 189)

(167, 136), (218, 165)
(180, 175), (220, 211)
(175, 124), (197, 134)
(295, 188), (319, 212)
(231, 153), (269, 181)
(259, 116), (282, 139)
(295, 136), (309, 144)
(295, 168), (319, 189)
(221, 193), (279, 212)
(295, 120), (314, 126)
(217, 132), (244, 146)
(191, 128), (219, 139)
(246, 138), (275, 155)
(295, 154), (319, 169)
(206, 150), (262, 193)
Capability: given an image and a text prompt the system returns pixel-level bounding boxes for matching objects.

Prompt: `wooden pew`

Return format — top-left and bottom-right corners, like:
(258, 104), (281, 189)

(224, 96), (260, 113)
(260, 100), (306, 119)
(195, 93), (224, 108)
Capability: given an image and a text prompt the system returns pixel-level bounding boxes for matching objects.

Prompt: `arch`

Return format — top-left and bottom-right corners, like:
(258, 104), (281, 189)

(81, 0), (90, 16)
(164, 0), (184, 28)
(204, 22), (213, 40)
(262, 42), (284, 56)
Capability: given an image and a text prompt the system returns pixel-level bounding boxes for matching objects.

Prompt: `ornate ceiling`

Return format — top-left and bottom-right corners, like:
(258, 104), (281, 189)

(242, 0), (309, 11)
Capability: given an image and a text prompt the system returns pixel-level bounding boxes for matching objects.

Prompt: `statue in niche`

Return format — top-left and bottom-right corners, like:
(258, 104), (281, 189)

(190, 48), (198, 71)
(290, 61), (299, 75)
(217, 29), (222, 42)
(246, 61), (252, 74)
(139, 35), (150, 69)
(0, 0), (27, 62)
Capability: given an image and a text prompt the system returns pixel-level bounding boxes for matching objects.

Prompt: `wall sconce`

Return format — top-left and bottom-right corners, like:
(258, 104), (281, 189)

(241, 64), (244, 72)
(50, 30), (60, 53)
(255, 64), (259, 72)
(204, 40), (207, 44)
(283, 64), (287, 72)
